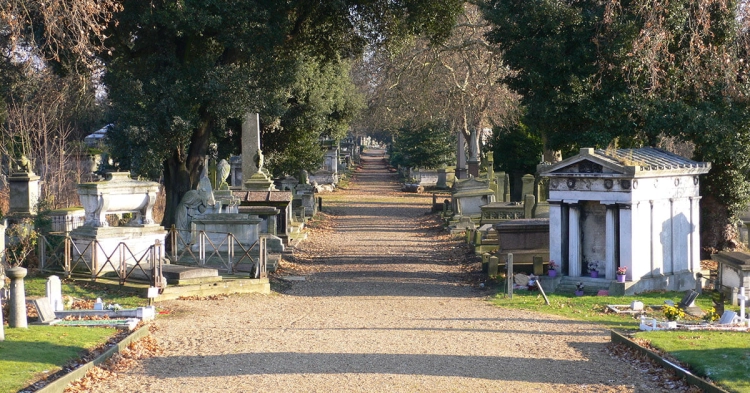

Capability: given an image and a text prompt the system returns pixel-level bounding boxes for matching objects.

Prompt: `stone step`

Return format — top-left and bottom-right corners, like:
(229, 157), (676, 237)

(557, 276), (613, 294)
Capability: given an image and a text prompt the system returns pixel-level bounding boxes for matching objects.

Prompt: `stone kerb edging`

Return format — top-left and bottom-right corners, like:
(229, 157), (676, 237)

(610, 330), (729, 393)
(36, 324), (151, 393)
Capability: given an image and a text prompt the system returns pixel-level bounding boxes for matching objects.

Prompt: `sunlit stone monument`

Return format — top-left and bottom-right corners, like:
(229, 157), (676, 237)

(540, 147), (710, 294)
(70, 172), (166, 275)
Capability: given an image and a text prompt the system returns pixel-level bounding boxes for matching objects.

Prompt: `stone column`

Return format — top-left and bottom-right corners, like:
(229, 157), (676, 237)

(503, 173), (511, 202)
(604, 203), (617, 280)
(7, 267), (28, 328)
(568, 202), (581, 277)
(618, 203), (633, 281)
(649, 200), (660, 276)
(467, 129), (480, 178)
(548, 200), (563, 268)
(455, 132), (467, 179)
(689, 196), (702, 273)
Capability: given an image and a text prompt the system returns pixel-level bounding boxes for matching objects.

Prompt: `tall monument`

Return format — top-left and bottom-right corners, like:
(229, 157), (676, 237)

(455, 132), (467, 180)
(241, 112), (274, 191)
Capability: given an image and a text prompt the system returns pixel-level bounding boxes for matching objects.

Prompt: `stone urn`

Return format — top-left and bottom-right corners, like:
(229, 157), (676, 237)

(7, 267), (28, 328)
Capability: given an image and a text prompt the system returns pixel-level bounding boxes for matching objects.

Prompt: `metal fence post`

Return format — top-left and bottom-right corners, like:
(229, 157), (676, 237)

(259, 236), (267, 278)
(64, 236), (71, 278)
(228, 233), (235, 274)
(507, 253), (514, 299)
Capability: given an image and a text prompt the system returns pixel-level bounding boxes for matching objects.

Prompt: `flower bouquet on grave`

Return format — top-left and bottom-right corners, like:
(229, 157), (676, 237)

(548, 260), (558, 277)
(575, 282), (585, 296)
(587, 260), (600, 278)
(616, 266), (627, 283)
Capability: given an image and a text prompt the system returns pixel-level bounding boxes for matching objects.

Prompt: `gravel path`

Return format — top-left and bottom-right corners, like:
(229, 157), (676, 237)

(86, 150), (678, 392)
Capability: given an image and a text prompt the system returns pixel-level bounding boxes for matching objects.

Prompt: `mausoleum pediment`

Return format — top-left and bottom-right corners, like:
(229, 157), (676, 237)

(548, 158), (627, 176)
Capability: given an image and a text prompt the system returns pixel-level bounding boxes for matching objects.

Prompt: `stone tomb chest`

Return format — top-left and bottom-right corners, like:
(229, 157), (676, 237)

(495, 219), (550, 265)
(712, 251), (750, 303)
(70, 172), (166, 276)
(540, 147), (710, 294)
(451, 177), (495, 219)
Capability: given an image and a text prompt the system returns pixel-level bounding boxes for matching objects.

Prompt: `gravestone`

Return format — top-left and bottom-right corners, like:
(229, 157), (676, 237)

(678, 289), (704, 317)
(521, 174), (535, 199)
(718, 310), (737, 325)
(46, 275), (63, 311)
(678, 290), (699, 309)
(31, 297), (58, 324)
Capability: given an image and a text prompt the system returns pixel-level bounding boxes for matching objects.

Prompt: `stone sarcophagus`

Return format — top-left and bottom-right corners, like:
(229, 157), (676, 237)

(70, 172), (165, 276)
(78, 172), (160, 227)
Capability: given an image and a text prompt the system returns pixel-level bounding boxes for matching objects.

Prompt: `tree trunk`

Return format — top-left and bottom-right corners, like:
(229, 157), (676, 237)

(700, 195), (743, 259)
(160, 117), (212, 229)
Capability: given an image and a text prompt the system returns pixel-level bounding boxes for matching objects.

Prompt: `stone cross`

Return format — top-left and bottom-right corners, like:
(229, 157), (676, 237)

(46, 275), (63, 311)
(242, 112), (262, 178)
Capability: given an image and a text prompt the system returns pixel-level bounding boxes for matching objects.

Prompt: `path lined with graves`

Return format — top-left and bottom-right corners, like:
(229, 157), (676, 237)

(88, 150), (681, 392)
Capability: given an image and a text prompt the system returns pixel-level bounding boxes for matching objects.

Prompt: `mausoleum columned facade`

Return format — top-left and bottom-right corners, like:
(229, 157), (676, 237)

(539, 147), (710, 293)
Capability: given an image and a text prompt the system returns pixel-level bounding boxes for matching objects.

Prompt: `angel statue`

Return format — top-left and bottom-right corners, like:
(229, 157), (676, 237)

(217, 159), (230, 190)
(175, 164), (217, 235)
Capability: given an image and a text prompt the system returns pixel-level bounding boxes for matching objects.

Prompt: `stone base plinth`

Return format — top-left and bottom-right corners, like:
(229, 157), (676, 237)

(190, 213), (262, 252)
(70, 225), (167, 276)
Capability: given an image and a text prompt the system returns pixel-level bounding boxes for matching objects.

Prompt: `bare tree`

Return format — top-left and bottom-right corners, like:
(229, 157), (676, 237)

(0, 73), (94, 210)
(353, 2), (519, 154)
(1, 0), (121, 72)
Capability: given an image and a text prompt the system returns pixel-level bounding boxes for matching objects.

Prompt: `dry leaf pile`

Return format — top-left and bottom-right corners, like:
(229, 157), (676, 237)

(606, 343), (702, 392)
(64, 333), (162, 393)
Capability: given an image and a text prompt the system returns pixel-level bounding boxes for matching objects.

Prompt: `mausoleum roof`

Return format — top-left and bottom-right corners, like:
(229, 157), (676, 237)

(594, 147), (709, 172)
(540, 147), (710, 178)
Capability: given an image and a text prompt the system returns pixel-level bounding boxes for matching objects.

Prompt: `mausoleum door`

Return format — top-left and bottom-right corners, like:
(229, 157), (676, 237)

(580, 201), (607, 276)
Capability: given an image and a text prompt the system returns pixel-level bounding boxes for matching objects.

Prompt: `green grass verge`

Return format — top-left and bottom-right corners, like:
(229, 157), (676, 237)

(490, 287), (713, 331)
(0, 325), (118, 393)
(1, 274), (149, 391)
(490, 287), (748, 392)
(24, 274), (149, 309)
(633, 330), (750, 393)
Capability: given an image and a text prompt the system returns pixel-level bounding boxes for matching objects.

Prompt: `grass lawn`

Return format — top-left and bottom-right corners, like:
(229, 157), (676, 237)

(0, 325), (118, 393)
(633, 330), (750, 393)
(490, 286), (750, 392)
(1, 273), (149, 392)
(23, 274), (148, 309)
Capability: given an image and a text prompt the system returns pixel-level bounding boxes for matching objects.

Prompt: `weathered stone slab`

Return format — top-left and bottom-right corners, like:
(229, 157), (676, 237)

(160, 265), (219, 281)
(31, 297), (58, 324)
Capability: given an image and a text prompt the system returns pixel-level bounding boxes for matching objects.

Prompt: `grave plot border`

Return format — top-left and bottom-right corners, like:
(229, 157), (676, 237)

(34, 324), (150, 393)
(610, 330), (730, 393)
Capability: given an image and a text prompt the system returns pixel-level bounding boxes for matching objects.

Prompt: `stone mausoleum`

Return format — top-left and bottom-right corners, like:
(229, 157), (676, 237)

(540, 147), (710, 294)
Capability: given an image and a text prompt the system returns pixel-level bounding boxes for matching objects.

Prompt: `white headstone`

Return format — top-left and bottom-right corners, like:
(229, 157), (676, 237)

(46, 275), (63, 311)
